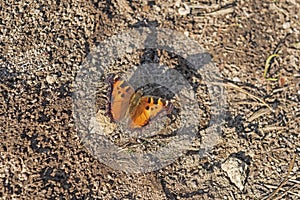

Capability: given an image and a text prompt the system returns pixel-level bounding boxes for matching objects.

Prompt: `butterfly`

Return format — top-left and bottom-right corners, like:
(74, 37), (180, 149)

(106, 74), (173, 129)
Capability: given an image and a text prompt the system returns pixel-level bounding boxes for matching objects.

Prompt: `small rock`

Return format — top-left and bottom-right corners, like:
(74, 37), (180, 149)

(184, 31), (189, 37)
(233, 77), (241, 82)
(178, 3), (190, 15)
(153, 5), (161, 12)
(221, 156), (249, 191)
(175, 0), (181, 7)
(46, 75), (57, 84)
(282, 22), (290, 29)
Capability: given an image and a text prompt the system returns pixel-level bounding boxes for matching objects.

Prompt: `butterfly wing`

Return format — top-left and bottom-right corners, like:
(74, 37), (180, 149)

(129, 96), (173, 129)
(107, 74), (134, 122)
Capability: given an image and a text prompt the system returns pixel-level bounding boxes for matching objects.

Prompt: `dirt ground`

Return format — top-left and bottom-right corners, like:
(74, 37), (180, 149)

(1, 0), (299, 199)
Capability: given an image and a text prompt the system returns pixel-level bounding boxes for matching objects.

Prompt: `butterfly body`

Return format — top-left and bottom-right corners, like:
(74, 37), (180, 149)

(107, 74), (173, 129)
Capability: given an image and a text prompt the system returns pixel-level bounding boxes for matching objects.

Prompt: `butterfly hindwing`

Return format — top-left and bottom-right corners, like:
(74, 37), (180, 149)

(108, 74), (134, 122)
(129, 96), (173, 129)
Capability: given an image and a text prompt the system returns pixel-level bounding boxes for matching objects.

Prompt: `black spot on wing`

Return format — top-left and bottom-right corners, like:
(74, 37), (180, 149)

(119, 81), (128, 88)
(160, 99), (166, 105)
(125, 87), (131, 93)
(147, 98), (151, 104)
(150, 106), (157, 111)
(153, 97), (159, 104)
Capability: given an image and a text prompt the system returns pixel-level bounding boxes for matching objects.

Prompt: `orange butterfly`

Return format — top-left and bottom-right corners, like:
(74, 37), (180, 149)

(107, 74), (173, 129)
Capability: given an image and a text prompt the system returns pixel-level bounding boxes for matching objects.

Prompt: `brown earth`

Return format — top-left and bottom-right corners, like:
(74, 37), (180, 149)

(1, 0), (299, 199)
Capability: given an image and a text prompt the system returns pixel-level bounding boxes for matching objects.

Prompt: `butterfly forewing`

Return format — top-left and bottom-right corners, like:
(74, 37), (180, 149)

(109, 75), (135, 122)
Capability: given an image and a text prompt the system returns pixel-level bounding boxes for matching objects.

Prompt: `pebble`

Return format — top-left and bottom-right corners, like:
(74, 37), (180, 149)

(233, 77), (241, 82)
(282, 22), (290, 29)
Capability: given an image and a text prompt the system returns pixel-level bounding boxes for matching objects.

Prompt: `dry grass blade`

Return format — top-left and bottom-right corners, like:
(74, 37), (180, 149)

(247, 107), (271, 122)
(258, 126), (286, 133)
(212, 82), (274, 111)
(266, 154), (297, 200)
(275, 184), (299, 199)
(264, 54), (279, 81)
(194, 7), (234, 16)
